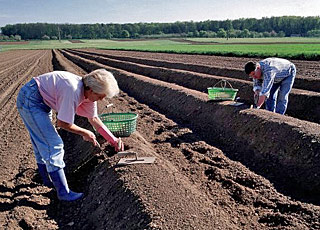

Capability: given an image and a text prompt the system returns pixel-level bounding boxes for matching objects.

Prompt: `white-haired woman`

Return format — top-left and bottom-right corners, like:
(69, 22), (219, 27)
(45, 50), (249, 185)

(16, 69), (124, 201)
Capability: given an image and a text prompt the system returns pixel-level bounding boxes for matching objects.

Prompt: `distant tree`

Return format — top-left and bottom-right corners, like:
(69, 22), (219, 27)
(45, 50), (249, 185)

(278, 31), (286, 37)
(104, 32), (113, 39)
(207, 31), (217, 38)
(185, 21), (197, 33)
(186, 32), (193, 37)
(240, 29), (250, 38)
(42, 35), (50, 40)
(263, 31), (271, 37)
(270, 30), (277, 37)
(193, 30), (200, 37)
(14, 35), (21, 41)
(120, 30), (130, 38)
(116, 24), (124, 37)
(250, 31), (263, 38)
(217, 28), (227, 38)
(220, 19), (233, 31)
(198, 20), (211, 31)
(1, 15), (320, 40)
(199, 30), (208, 37)
(234, 30), (242, 38)
(307, 29), (320, 37)
(227, 29), (236, 38)
(131, 33), (140, 38)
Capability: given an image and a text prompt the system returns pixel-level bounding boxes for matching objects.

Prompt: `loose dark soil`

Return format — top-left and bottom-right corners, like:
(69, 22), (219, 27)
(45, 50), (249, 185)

(1, 49), (320, 230)
(0, 41), (30, 45)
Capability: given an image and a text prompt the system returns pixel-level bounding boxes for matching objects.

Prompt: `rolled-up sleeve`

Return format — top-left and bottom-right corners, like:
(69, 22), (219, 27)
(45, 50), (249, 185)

(253, 79), (262, 92)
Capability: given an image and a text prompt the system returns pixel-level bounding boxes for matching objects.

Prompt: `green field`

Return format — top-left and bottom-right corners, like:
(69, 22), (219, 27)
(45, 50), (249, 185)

(186, 37), (320, 43)
(1, 37), (320, 60)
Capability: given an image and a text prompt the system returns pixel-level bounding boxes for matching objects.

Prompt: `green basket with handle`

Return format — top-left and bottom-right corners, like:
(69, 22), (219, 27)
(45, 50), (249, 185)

(99, 112), (138, 137)
(207, 80), (238, 101)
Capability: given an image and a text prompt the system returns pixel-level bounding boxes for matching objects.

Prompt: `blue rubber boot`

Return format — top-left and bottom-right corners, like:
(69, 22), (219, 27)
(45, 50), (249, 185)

(49, 169), (83, 201)
(37, 163), (53, 188)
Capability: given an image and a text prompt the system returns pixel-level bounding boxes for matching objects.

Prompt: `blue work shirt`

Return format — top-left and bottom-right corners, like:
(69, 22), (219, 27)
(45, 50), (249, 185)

(253, 58), (295, 97)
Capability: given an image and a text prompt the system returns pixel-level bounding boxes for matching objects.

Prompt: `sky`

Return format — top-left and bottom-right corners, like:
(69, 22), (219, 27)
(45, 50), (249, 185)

(0, 0), (320, 27)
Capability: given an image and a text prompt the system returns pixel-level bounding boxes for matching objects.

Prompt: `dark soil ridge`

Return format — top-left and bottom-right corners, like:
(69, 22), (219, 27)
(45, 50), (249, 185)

(52, 50), (235, 229)
(64, 49), (320, 124)
(52, 49), (87, 75)
(53, 49), (320, 229)
(80, 49), (320, 78)
(58, 49), (320, 201)
(72, 48), (320, 93)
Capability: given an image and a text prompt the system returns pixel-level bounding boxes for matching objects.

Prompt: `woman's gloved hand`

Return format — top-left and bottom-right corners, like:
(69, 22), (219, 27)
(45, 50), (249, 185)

(98, 126), (124, 152)
(115, 138), (124, 152)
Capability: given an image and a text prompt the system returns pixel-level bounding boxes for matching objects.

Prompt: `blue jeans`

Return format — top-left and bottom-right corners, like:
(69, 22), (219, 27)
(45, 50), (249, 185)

(265, 64), (296, 115)
(16, 79), (65, 172)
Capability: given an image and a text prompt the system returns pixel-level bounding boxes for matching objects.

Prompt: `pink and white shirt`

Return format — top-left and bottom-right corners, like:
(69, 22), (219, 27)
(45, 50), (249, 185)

(34, 71), (98, 124)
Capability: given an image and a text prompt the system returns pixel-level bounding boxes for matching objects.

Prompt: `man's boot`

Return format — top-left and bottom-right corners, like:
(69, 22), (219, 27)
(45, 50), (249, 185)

(49, 168), (83, 201)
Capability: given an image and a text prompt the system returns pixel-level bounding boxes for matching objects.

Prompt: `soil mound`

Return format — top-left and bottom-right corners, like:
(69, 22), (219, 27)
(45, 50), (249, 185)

(1, 49), (320, 229)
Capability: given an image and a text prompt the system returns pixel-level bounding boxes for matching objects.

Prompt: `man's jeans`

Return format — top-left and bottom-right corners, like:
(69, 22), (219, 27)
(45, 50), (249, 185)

(16, 79), (65, 172)
(265, 64), (296, 115)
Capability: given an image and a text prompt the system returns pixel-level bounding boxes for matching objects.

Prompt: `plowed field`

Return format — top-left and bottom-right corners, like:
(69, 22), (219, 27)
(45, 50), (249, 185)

(1, 48), (320, 230)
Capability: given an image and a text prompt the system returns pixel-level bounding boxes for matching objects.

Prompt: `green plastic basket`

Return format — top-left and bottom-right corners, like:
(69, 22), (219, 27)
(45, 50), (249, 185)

(99, 113), (138, 137)
(208, 80), (238, 101)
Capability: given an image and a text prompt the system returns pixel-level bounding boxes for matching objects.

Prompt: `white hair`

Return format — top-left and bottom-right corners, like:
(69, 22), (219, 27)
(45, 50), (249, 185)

(83, 69), (119, 98)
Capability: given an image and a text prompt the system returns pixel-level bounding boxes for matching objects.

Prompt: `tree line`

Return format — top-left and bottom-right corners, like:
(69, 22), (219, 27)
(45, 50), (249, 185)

(1, 16), (320, 40)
